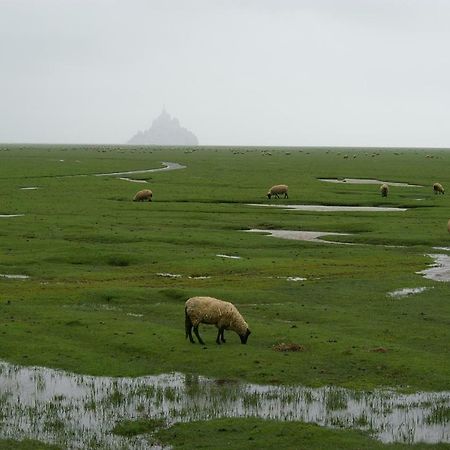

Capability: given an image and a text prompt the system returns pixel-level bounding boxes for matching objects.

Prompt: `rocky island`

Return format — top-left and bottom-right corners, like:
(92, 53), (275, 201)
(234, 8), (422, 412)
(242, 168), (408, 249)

(128, 109), (199, 146)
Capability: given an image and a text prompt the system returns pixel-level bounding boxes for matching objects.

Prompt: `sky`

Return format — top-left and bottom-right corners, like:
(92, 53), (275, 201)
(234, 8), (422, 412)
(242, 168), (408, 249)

(1, 0), (450, 147)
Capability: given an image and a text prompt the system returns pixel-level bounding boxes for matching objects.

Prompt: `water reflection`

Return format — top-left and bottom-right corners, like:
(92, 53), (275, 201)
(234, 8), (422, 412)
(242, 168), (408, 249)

(0, 361), (449, 449)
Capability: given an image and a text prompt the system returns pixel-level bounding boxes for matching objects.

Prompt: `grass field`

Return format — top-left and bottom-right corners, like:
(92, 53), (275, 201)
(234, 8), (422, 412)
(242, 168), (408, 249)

(1, 144), (449, 448)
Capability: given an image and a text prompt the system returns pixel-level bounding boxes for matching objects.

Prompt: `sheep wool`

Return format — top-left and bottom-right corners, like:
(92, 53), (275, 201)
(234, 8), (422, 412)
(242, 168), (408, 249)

(380, 183), (389, 197)
(267, 184), (288, 199)
(133, 189), (153, 201)
(185, 296), (251, 345)
(433, 183), (445, 195)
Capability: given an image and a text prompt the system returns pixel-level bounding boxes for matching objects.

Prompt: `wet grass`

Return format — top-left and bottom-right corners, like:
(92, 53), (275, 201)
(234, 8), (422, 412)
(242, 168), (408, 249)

(155, 418), (450, 449)
(112, 418), (165, 437)
(1, 144), (450, 447)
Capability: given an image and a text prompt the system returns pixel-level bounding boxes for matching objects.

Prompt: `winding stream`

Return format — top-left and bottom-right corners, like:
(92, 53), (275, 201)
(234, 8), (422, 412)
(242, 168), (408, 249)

(247, 204), (407, 212)
(0, 361), (449, 449)
(94, 162), (186, 177)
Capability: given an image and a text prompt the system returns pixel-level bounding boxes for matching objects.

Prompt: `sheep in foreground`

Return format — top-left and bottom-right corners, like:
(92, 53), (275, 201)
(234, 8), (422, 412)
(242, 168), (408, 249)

(267, 184), (288, 199)
(433, 183), (445, 195)
(185, 296), (251, 345)
(133, 189), (153, 201)
(380, 183), (389, 197)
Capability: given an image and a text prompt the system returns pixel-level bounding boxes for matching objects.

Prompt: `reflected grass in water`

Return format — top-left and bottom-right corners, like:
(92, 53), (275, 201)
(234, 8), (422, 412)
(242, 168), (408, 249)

(0, 361), (449, 449)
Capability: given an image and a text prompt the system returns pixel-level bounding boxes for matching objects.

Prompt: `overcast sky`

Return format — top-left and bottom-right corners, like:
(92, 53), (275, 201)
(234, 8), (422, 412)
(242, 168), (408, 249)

(1, 0), (450, 147)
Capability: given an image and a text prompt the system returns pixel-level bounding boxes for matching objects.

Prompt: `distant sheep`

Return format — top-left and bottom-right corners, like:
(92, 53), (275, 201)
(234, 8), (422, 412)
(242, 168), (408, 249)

(433, 183), (445, 195)
(133, 189), (153, 202)
(267, 184), (288, 199)
(185, 296), (251, 345)
(380, 183), (389, 197)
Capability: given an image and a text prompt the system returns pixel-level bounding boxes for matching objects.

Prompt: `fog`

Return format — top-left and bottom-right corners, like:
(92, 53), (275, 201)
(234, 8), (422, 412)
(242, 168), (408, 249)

(1, 0), (450, 147)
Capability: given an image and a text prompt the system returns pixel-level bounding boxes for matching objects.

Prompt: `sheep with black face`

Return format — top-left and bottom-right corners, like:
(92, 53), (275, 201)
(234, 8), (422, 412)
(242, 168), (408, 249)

(185, 296), (251, 345)
(267, 184), (288, 199)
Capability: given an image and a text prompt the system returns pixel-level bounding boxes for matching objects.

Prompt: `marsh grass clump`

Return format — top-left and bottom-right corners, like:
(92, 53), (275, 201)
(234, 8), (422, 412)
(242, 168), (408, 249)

(112, 418), (166, 437)
(106, 255), (132, 267)
(425, 405), (450, 425)
(325, 389), (348, 411)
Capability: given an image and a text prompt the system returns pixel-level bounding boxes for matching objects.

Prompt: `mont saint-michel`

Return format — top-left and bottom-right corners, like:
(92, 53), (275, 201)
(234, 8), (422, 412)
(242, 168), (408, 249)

(128, 109), (199, 146)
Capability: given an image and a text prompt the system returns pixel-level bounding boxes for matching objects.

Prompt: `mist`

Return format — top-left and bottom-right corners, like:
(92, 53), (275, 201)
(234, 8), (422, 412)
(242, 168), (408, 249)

(1, 0), (450, 147)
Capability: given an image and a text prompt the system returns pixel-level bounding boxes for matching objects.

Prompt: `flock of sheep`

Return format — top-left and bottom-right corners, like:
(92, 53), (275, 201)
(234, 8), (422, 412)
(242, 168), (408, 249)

(131, 178), (445, 346)
(380, 182), (444, 197)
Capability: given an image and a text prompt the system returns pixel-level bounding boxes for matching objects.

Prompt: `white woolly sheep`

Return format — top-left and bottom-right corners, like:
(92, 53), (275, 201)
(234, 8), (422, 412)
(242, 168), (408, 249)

(267, 184), (288, 199)
(133, 189), (153, 202)
(433, 183), (445, 195)
(185, 296), (251, 345)
(380, 183), (389, 197)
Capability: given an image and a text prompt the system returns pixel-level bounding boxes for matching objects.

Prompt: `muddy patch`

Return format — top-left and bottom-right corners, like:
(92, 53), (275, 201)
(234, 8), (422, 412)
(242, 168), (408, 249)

(387, 287), (430, 298)
(95, 161), (186, 177)
(417, 254), (450, 282)
(273, 342), (305, 352)
(319, 178), (422, 187)
(248, 204), (407, 212)
(0, 360), (448, 448)
(244, 229), (353, 245)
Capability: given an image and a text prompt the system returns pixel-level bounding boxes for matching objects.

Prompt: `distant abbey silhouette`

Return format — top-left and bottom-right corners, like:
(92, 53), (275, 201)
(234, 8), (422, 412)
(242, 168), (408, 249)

(128, 109), (198, 145)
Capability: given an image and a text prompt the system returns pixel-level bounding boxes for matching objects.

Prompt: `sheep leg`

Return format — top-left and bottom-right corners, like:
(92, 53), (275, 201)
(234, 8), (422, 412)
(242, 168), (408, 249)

(193, 325), (205, 345)
(185, 310), (195, 343)
(284, 192), (288, 198)
(216, 327), (226, 345)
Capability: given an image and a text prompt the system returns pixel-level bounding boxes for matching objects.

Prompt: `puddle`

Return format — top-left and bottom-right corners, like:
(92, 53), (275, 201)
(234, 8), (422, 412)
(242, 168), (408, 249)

(319, 178), (422, 187)
(387, 287), (430, 298)
(95, 162), (186, 177)
(247, 204), (407, 212)
(20, 187), (39, 190)
(216, 254), (242, 259)
(286, 276), (307, 282)
(0, 274), (29, 280)
(0, 214), (24, 218)
(156, 273), (210, 280)
(417, 254), (450, 282)
(127, 313), (144, 318)
(0, 360), (448, 448)
(119, 177), (148, 183)
(244, 229), (353, 245)
(156, 272), (182, 278)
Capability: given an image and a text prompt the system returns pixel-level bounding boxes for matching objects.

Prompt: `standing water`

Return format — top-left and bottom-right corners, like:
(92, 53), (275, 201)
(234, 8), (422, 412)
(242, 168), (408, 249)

(0, 361), (449, 448)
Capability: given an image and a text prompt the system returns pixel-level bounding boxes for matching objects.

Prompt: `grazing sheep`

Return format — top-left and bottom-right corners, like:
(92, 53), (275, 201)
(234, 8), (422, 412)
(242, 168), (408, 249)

(133, 189), (153, 202)
(380, 183), (389, 197)
(185, 296), (251, 345)
(433, 183), (445, 195)
(267, 184), (288, 199)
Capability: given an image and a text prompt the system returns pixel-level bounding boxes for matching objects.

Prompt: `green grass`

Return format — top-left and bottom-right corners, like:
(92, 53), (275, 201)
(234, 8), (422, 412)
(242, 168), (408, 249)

(154, 418), (450, 449)
(0, 440), (60, 450)
(1, 144), (450, 448)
